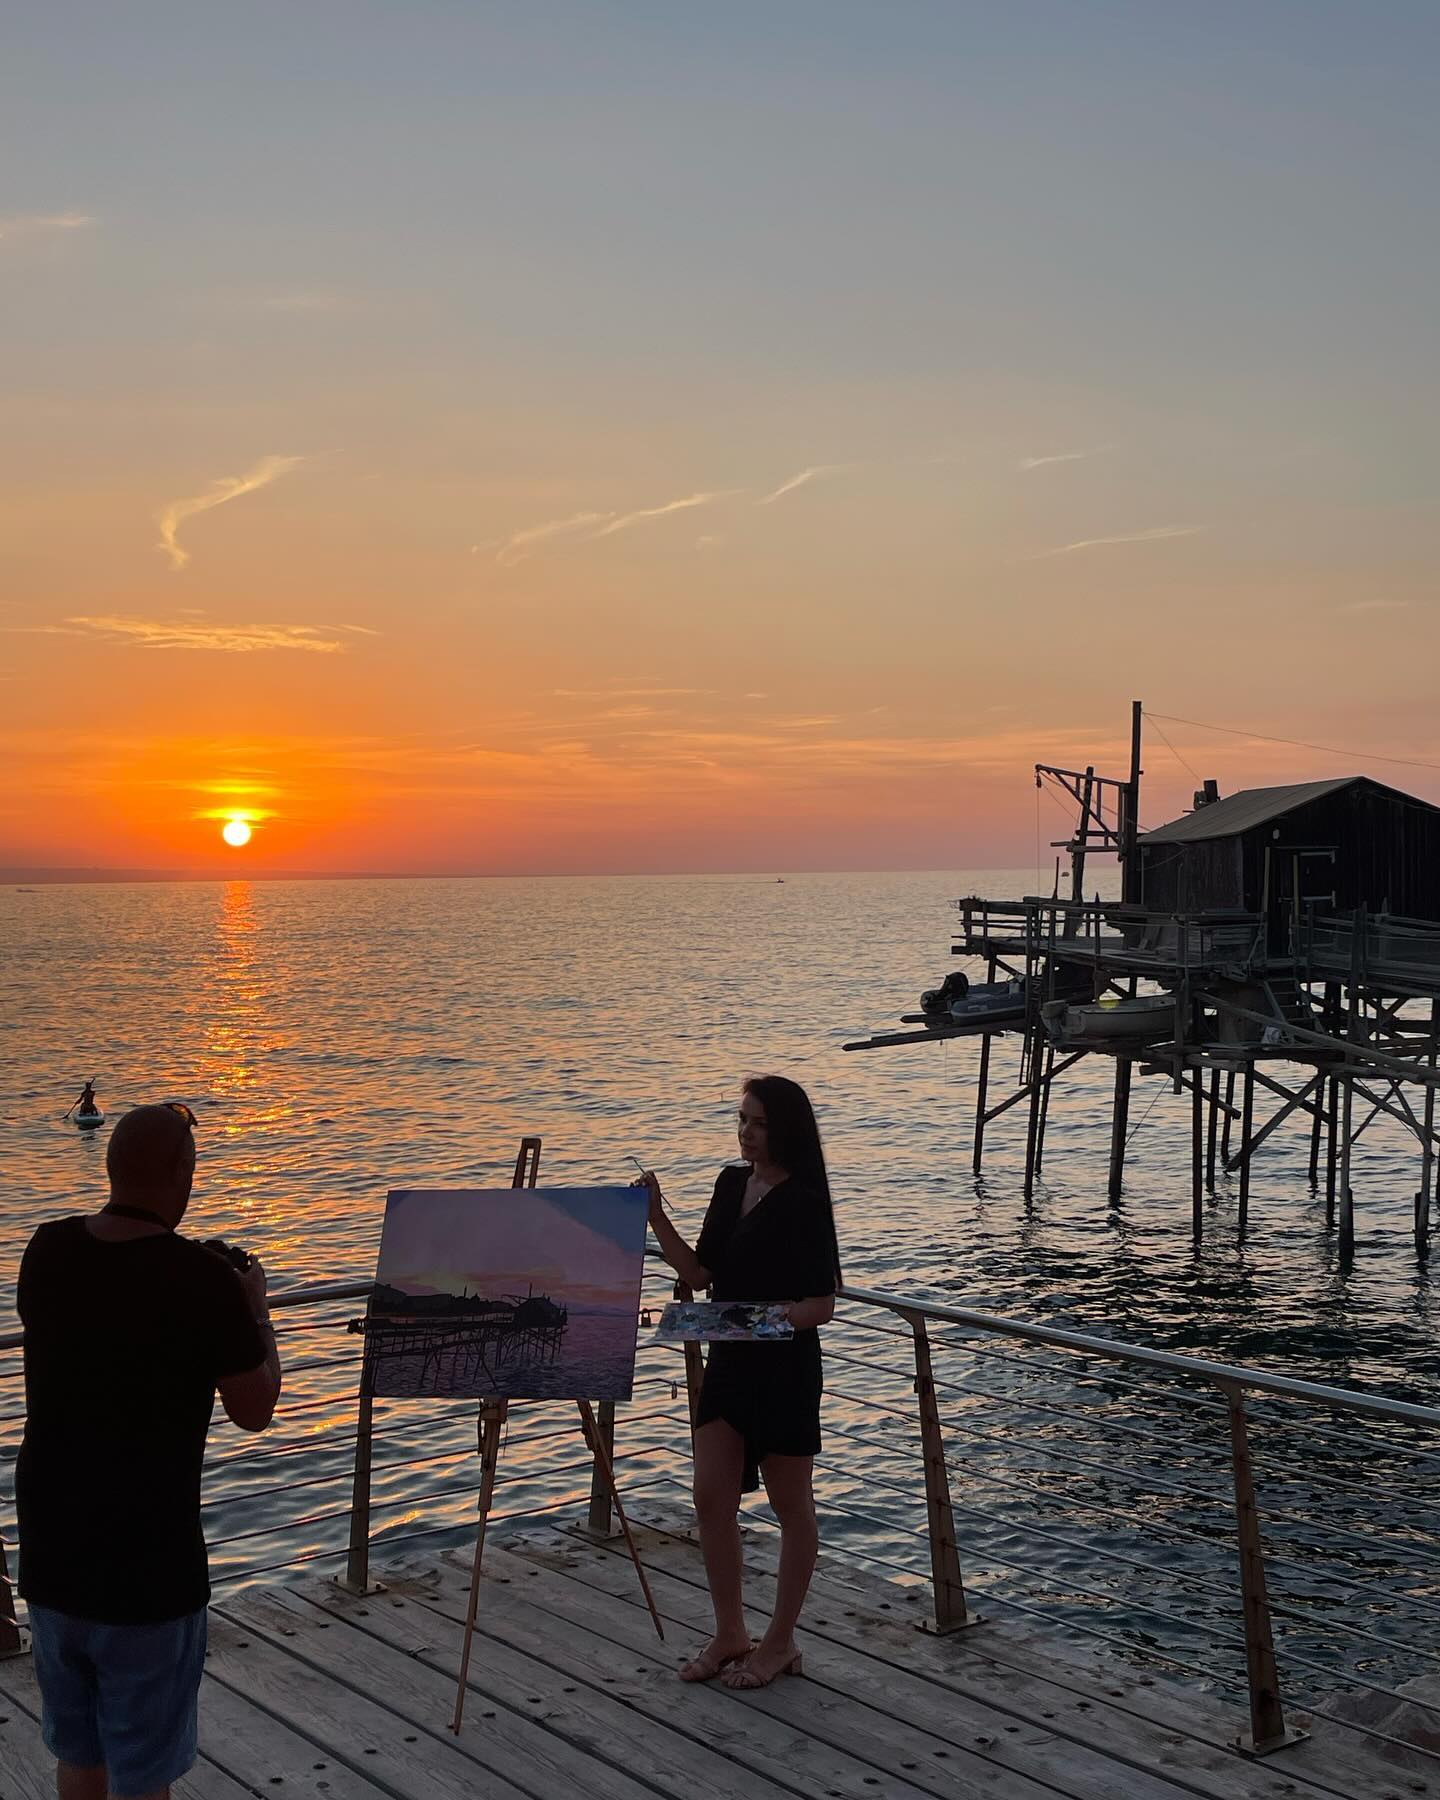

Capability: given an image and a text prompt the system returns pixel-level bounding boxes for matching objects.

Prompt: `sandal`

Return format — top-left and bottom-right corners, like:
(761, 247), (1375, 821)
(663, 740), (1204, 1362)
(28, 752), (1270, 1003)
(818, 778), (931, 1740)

(678, 1640), (753, 1682)
(722, 1648), (804, 1689)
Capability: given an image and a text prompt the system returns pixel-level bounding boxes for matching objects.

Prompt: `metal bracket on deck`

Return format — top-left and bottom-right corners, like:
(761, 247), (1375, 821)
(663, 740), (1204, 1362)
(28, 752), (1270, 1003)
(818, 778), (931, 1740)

(1235, 1724), (1309, 1759)
(331, 1573), (388, 1597)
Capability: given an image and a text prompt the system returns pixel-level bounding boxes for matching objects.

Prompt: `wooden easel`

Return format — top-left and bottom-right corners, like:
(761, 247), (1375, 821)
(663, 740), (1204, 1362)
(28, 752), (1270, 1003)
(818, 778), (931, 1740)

(449, 1137), (665, 1734)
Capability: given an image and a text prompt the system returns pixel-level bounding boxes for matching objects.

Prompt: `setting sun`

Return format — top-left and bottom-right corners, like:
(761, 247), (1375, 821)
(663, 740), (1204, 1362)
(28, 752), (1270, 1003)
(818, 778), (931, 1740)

(221, 818), (252, 848)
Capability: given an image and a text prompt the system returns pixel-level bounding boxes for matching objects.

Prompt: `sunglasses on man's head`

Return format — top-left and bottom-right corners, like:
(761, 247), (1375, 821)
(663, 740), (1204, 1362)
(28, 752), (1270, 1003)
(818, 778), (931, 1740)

(164, 1101), (198, 1129)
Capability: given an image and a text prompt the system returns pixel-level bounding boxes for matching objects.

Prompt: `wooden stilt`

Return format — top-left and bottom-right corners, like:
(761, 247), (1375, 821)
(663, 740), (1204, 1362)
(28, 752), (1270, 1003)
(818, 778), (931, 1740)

(1237, 1064), (1255, 1239)
(1205, 1069), (1220, 1191)
(1307, 1081), (1324, 1187)
(1339, 1074), (1356, 1259)
(1419, 1001), (1438, 1259)
(1192, 1067), (1204, 1242)
(1023, 1026), (1044, 1201)
(972, 1033), (993, 1176)
(1325, 1074), (1339, 1229)
(1033, 1044), (1056, 1177)
(1221, 1070), (1236, 1165)
(1107, 1059), (1132, 1201)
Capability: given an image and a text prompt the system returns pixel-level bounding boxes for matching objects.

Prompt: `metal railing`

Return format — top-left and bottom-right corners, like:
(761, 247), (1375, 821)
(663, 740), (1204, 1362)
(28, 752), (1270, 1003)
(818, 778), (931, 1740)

(2, 1266), (1438, 1765)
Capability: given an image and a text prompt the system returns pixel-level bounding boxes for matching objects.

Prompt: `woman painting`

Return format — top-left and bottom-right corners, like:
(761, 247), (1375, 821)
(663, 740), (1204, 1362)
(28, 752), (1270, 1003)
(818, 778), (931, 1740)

(644, 1074), (841, 1689)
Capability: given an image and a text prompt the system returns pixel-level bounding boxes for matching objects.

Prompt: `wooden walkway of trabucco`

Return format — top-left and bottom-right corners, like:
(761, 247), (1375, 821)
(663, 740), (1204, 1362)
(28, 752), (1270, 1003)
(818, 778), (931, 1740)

(0, 1506), (1412, 1800)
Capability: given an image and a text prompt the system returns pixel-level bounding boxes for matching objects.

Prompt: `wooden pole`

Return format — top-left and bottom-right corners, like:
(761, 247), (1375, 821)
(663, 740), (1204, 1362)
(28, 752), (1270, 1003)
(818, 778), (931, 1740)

(1221, 1070), (1236, 1165)
(451, 1398), (507, 1733)
(1418, 1000), (1438, 1259)
(972, 1030), (993, 1175)
(1324, 1073), (1339, 1229)
(1237, 1064), (1256, 1239)
(1307, 1080), (1324, 1186)
(1206, 1068), (1220, 1191)
(1107, 1059), (1132, 1201)
(971, 957), (996, 1175)
(1120, 700), (1143, 904)
(904, 1312), (977, 1633)
(1220, 1382), (1305, 1755)
(576, 1399), (665, 1641)
(338, 1386), (377, 1594)
(1191, 1069), (1204, 1241)
(1034, 1047), (1057, 1174)
(1339, 1075), (1355, 1260)
(1023, 1023), (1045, 1200)
(586, 1398), (617, 1535)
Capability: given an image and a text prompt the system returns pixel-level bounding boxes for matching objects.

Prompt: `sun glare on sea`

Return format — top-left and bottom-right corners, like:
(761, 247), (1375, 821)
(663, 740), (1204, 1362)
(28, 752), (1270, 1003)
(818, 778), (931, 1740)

(222, 818), (252, 848)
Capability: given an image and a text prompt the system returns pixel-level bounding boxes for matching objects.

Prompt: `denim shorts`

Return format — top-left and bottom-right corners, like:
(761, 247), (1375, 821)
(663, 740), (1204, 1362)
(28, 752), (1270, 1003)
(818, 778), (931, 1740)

(29, 1602), (206, 1798)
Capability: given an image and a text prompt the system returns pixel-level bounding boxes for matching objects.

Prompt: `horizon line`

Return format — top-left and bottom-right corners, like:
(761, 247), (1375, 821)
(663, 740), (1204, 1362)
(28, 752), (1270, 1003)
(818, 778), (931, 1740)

(0, 860), (1054, 888)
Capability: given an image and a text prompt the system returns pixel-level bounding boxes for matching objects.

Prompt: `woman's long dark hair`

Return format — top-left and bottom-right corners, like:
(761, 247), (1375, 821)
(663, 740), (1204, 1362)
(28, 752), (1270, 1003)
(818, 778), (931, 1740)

(743, 1074), (843, 1286)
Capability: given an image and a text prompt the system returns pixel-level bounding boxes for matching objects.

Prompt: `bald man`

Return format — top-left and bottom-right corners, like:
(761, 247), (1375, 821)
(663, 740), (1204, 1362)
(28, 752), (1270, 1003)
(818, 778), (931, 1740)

(16, 1103), (282, 1800)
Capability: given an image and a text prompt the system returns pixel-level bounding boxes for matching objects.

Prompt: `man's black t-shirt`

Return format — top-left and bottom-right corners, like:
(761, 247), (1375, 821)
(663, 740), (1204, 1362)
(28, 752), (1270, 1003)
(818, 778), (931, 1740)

(16, 1218), (266, 1624)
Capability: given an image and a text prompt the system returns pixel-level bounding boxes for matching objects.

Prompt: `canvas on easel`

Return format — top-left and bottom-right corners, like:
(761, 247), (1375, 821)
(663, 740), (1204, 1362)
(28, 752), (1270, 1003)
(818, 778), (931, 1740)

(363, 1182), (648, 1401)
(357, 1142), (663, 1734)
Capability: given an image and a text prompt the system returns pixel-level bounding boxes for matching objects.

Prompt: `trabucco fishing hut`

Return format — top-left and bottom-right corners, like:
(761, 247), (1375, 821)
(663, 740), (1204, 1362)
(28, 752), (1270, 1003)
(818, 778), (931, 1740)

(847, 702), (1440, 1258)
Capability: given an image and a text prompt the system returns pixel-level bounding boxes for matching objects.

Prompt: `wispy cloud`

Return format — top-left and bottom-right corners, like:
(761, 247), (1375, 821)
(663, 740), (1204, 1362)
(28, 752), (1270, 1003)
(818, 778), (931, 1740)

(758, 463), (856, 505)
(156, 455), (304, 571)
(55, 617), (346, 653)
(1335, 598), (1411, 615)
(1017, 446), (1110, 472)
(593, 491), (730, 538)
(552, 687), (709, 699)
(495, 510), (615, 567)
(497, 492), (731, 564)
(1032, 525), (1201, 558)
(0, 212), (94, 246)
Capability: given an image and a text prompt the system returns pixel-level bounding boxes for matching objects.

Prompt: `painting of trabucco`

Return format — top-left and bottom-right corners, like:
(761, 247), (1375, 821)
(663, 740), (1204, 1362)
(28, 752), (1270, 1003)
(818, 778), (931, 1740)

(362, 1186), (648, 1401)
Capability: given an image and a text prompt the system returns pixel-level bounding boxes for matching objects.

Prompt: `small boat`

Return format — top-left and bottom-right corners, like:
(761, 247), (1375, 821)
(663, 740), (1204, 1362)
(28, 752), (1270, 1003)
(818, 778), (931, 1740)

(75, 1109), (105, 1131)
(906, 977), (1029, 1031)
(1042, 993), (1174, 1047)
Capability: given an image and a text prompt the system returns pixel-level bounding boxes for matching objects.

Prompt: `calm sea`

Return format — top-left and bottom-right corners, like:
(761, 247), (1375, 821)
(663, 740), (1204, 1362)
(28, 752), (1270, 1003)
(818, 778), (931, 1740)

(2, 873), (1435, 1696)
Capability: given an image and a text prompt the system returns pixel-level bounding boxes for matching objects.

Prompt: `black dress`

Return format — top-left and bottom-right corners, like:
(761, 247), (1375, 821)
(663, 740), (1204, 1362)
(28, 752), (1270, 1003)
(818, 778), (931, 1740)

(694, 1165), (838, 1491)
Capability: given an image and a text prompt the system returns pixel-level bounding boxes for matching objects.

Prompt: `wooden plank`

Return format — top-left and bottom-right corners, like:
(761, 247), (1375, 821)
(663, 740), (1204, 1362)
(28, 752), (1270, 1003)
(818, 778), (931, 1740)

(706, 1519), (1419, 1800)
(227, 1579), (779, 1800)
(608, 1507), (1411, 1800)
(0, 1654), (258, 1800)
(325, 1556), (965, 1800)
(205, 1607), (579, 1800)
(0, 1698), (64, 1800)
(482, 1532), (1194, 1800)
(196, 1667), (397, 1800)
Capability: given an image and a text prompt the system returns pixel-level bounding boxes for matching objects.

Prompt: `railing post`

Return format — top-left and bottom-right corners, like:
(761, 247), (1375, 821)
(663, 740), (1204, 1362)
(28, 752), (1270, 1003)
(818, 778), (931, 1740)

(338, 1380), (384, 1595)
(0, 1531), (29, 1659)
(1218, 1380), (1306, 1756)
(586, 1399), (618, 1535)
(902, 1309), (979, 1634)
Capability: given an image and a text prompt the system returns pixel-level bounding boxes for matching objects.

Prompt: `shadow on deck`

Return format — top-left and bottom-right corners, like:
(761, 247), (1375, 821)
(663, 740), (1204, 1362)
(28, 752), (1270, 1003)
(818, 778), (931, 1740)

(0, 1505), (1418, 1800)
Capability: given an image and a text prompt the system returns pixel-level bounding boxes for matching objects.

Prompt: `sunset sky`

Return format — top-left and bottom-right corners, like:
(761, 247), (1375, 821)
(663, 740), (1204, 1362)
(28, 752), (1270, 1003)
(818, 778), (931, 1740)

(4, 4), (1438, 875)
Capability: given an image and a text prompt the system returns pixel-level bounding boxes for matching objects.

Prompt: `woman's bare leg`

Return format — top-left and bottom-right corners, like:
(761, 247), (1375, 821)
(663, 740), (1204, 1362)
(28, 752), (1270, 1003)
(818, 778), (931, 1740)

(682, 1419), (750, 1680)
(725, 1453), (815, 1687)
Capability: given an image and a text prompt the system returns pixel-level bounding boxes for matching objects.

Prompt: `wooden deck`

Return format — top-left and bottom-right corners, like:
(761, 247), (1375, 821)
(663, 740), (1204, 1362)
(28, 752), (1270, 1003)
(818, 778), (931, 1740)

(0, 1504), (1417, 1800)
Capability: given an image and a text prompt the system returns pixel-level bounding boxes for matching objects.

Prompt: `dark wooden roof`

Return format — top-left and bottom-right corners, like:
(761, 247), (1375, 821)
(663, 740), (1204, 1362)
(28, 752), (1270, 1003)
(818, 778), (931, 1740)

(1139, 776), (1438, 845)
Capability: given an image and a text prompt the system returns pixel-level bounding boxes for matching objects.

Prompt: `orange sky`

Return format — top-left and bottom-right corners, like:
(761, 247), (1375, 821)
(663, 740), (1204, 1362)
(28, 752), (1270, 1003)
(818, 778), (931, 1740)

(4, 9), (1438, 876)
